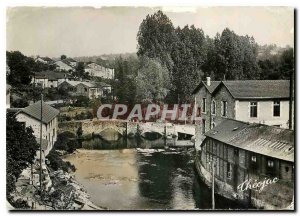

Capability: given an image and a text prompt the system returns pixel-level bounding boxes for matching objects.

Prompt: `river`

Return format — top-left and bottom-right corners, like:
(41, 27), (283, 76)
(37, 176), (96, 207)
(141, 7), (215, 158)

(64, 137), (243, 210)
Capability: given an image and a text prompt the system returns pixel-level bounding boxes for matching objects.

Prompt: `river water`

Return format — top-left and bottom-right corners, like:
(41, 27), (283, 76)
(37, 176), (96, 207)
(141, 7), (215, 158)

(64, 137), (242, 210)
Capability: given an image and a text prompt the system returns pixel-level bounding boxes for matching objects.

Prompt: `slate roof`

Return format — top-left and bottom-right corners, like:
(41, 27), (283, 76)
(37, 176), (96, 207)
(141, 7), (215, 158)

(34, 71), (69, 81)
(59, 80), (111, 88)
(192, 81), (221, 94)
(218, 80), (290, 99)
(18, 100), (59, 124)
(204, 119), (294, 162)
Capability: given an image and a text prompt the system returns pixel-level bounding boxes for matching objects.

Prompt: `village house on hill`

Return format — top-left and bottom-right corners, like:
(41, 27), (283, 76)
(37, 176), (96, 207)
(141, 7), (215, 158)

(15, 100), (59, 156)
(58, 80), (112, 99)
(84, 62), (114, 79)
(31, 71), (70, 88)
(54, 59), (75, 72)
(35, 56), (54, 65)
(193, 78), (293, 136)
(195, 118), (294, 209)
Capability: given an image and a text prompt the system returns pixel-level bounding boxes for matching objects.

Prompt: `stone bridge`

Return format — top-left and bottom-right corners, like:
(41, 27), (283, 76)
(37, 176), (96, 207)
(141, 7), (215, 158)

(58, 119), (195, 138)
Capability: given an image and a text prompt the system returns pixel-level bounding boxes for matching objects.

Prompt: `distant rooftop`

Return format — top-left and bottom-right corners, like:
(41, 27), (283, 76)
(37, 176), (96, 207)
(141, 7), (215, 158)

(33, 71), (69, 80)
(59, 80), (111, 88)
(204, 119), (294, 162)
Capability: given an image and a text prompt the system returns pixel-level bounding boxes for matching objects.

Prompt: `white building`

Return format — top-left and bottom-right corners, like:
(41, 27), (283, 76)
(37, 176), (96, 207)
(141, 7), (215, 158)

(84, 62), (114, 79)
(15, 101), (59, 156)
(193, 79), (292, 134)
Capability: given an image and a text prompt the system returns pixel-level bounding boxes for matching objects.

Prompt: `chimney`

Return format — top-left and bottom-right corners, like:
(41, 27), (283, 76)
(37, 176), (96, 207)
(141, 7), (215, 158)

(207, 77), (211, 86)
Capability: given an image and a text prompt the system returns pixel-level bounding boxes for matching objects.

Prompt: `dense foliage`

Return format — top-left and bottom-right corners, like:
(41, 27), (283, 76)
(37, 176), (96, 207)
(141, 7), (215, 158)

(6, 113), (39, 199)
(135, 10), (294, 103)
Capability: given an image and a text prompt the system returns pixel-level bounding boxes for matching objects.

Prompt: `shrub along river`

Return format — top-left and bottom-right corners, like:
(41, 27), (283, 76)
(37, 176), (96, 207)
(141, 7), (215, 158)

(64, 137), (243, 210)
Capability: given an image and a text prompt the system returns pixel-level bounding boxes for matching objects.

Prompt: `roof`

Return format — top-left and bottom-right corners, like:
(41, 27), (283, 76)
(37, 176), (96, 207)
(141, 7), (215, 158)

(192, 81), (221, 94)
(18, 100), (59, 124)
(66, 58), (76, 62)
(59, 80), (111, 88)
(204, 119), (294, 162)
(216, 80), (290, 99)
(34, 71), (69, 81)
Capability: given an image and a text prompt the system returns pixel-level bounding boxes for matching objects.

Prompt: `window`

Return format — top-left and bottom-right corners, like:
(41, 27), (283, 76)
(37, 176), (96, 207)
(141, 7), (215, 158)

(251, 155), (257, 162)
(211, 100), (216, 115)
(202, 98), (206, 113)
(227, 163), (232, 179)
(285, 166), (289, 172)
(250, 102), (258, 118)
(211, 122), (216, 128)
(267, 160), (274, 168)
(202, 119), (206, 134)
(273, 100), (280, 117)
(222, 101), (227, 117)
(84, 88), (88, 92)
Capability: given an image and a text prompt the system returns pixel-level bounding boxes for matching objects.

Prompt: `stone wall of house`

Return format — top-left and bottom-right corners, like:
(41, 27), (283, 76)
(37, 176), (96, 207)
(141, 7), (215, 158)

(211, 85), (236, 127)
(195, 86), (212, 134)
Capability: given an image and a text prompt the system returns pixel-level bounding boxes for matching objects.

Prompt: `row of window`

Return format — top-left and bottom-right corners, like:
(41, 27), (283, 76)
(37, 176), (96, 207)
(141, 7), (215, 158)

(202, 98), (281, 118)
(202, 98), (227, 117)
(250, 100), (280, 117)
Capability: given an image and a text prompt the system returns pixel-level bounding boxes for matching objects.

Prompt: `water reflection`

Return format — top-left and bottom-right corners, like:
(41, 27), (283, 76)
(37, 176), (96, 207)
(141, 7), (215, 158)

(65, 138), (242, 210)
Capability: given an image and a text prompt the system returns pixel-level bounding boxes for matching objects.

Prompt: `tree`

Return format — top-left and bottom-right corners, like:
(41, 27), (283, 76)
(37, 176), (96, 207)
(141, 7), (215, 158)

(73, 62), (89, 79)
(137, 10), (177, 72)
(170, 25), (206, 102)
(6, 112), (38, 200)
(6, 51), (32, 86)
(135, 57), (170, 103)
(113, 56), (138, 105)
(11, 98), (29, 108)
(60, 55), (67, 60)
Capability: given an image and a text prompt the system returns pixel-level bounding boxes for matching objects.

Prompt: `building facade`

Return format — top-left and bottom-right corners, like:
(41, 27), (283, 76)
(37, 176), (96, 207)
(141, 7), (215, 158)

(193, 79), (291, 136)
(15, 101), (59, 156)
(58, 80), (112, 99)
(32, 71), (69, 88)
(84, 62), (114, 79)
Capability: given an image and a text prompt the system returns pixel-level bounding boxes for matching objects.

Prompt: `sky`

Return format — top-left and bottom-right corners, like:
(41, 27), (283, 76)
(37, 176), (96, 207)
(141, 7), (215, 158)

(6, 6), (294, 58)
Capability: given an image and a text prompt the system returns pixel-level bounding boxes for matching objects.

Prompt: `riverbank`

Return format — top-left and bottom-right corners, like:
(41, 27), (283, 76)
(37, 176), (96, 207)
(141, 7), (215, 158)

(8, 150), (102, 210)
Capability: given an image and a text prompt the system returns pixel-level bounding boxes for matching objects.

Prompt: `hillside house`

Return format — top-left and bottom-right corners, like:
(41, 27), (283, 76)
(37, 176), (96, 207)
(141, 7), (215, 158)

(84, 62), (114, 79)
(58, 80), (112, 99)
(32, 71), (69, 88)
(196, 119), (294, 209)
(15, 100), (59, 156)
(54, 60), (74, 71)
(193, 78), (292, 135)
(35, 56), (54, 64)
